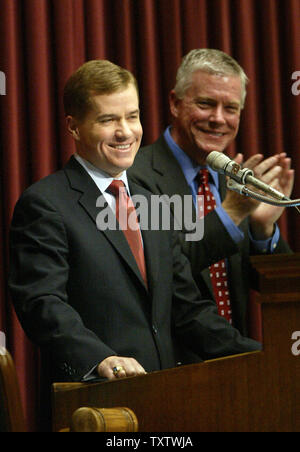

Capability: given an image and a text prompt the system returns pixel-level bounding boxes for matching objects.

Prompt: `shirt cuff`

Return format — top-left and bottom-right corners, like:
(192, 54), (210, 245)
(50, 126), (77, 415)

(248, 223), (280, 253)
(81, 364), (99, 382)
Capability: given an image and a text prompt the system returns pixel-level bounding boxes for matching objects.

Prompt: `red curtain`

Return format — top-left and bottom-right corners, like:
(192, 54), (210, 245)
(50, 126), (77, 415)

(1, 0), (300, 431)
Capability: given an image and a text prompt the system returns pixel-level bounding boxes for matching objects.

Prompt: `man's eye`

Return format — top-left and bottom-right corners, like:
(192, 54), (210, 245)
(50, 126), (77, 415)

(226, 106), (239, 113)
(99, 118), (113, 123)
(197, 101), (211, 108)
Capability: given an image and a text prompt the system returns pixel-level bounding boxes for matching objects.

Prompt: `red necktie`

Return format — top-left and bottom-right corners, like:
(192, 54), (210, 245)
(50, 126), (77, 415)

(197, 169), (232, 323)
(107, 180), (148, 288)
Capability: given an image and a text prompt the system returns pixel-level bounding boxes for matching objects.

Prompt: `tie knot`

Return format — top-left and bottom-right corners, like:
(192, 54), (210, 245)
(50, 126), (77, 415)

(107, 179), (126, 197)
(198, 168), (210, 186)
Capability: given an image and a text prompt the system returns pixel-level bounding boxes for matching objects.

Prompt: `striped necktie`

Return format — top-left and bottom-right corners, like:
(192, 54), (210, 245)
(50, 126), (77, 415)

(107, 180), (148, 289)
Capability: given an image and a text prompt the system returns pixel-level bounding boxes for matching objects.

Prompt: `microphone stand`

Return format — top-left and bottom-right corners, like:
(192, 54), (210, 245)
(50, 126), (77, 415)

(227, 179), (300, 211)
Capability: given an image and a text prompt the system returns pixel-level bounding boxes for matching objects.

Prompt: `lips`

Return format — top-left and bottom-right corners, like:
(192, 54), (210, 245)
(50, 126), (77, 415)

(201, 129), (226, 137)
(109, 143), (133, 151)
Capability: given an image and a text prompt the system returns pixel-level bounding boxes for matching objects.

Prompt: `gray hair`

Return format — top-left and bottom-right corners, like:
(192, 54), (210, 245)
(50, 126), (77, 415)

(174, 49), (249, 108)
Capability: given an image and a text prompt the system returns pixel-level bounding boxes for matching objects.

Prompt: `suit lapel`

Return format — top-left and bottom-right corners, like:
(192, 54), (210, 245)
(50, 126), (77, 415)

(151, 137), (197, 232)
(151, 138), (215, 296)
(128, 181), (161, 294)
(64, 156), (147, 290)
(152, 136), (193, 199)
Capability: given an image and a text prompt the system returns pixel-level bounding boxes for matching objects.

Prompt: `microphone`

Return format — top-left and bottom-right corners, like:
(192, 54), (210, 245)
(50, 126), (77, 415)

(206, 151), (287, 200)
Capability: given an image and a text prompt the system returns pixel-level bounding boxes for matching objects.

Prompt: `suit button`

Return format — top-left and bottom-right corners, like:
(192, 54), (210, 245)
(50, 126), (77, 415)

(152, 325), (158, 334)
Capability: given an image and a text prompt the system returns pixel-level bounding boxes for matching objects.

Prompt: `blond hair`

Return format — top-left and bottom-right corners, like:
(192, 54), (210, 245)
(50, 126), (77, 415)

(63, 60), (138, 119)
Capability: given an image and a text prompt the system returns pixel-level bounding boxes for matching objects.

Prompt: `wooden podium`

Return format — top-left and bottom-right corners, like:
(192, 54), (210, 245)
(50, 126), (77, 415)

(52, 254), (300, 432)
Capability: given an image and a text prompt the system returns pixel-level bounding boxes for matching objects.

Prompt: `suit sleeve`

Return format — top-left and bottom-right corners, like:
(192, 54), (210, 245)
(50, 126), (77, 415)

(170, 230), (262, 360)
(9, 190), (116, 382)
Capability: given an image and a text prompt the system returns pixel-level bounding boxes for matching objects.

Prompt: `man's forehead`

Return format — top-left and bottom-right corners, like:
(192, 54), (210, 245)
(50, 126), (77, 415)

(88, 87), (139, 112)
(187, 70), (243, 101)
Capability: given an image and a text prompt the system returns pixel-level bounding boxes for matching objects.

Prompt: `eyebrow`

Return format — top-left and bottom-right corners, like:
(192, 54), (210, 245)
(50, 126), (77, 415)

(96, 114), (117, 121)
(195, 96), (241, 107)
(126, 109), (140, 116)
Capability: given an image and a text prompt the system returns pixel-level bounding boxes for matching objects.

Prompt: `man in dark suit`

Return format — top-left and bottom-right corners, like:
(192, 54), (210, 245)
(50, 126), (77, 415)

(129, 49), (293, 335)
(9, 59), (260, 391)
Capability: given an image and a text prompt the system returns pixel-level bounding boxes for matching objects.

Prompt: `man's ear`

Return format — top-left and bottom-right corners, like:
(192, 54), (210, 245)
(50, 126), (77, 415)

(169, 90), (181, 118)
(66, 116), (81, 141)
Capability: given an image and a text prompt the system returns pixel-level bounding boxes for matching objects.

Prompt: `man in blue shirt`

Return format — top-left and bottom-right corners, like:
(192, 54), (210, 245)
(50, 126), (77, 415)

(129, 49), (293, 337)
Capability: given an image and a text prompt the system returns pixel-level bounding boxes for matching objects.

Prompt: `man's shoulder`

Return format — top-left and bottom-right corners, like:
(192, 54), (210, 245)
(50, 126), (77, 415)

(19, 167), (67, 200)
(14, 158), (80, 211)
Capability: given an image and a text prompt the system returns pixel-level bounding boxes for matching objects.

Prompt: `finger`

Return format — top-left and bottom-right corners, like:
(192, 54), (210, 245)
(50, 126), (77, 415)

(258, 165), (282, 185)
(269, 169), (294, 197)
(278, 160), (293, 187)
(97, 361), (115, 380)
(277, 152), (288, 164)
(252, 155), (281, 177)
(131, 361), (147, 376)
(110, 357), (146, 379)
(243, 154), (264, 170)
(97, 356), (125, 380)
(279, 157), (292, 171)
(112, 365), (127, 379)
(233, 153), (244, 165)
(122, 358), (146, 377)
(280, 169), (295, 197)
(269, 177), (280, 189)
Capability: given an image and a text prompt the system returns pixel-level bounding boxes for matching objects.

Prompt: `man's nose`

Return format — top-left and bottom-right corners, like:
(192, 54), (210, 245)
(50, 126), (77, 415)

(209, 106), (226, 124)
(115, 119), (132, 138)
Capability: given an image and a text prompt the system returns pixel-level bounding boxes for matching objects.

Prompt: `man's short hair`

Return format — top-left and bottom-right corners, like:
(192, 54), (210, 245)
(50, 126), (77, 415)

(174, 48), (249, 108)
(63, 59), (138, 119)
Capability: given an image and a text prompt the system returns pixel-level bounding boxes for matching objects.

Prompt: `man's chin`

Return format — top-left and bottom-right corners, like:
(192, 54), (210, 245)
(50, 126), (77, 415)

(190, 144), (225, 165)
(197, 142), (226, 155)
(112, 158), (136, 175)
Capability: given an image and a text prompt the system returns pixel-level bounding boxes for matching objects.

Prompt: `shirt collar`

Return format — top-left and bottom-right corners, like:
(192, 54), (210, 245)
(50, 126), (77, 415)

(74, 153), (131, 195)
(164, 126), (219, 188)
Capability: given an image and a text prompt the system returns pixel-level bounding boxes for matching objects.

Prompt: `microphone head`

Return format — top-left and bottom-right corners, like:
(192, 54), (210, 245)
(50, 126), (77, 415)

(206, 151), (231, 171)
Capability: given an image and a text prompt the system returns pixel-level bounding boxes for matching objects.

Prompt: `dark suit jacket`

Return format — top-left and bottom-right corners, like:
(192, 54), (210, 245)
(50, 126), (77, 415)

(128, 134), (292, 335)
(9, 156), (261, 385)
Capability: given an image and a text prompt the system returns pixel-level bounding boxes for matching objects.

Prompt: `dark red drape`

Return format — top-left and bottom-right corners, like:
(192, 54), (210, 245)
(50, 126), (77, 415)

(1, 0), (300, 431)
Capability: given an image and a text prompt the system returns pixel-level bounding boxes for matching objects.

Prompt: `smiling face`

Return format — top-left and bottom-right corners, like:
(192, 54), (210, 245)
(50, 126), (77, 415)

(67, 83), (142, 177)
(169, 70), (242, 165)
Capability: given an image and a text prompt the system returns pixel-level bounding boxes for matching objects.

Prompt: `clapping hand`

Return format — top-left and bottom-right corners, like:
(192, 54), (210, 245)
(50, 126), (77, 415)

(222, 152), (294, 239)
